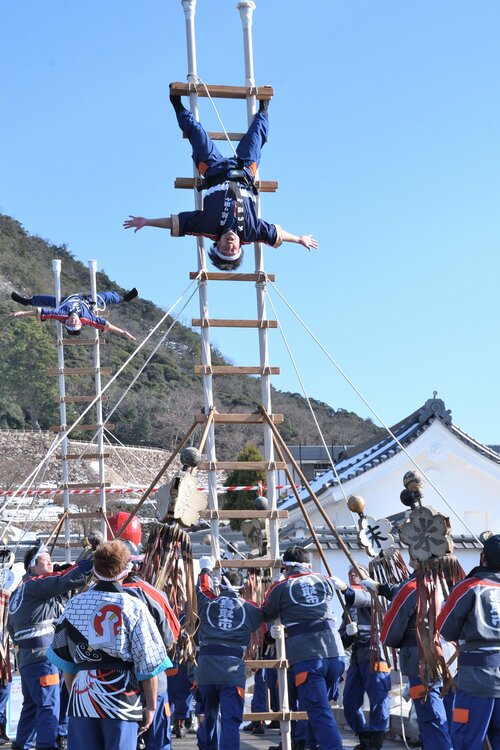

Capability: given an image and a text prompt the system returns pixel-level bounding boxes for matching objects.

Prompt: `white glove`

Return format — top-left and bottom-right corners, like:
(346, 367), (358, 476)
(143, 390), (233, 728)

(360, 577), (379, 593)
(346, 622), (358, 637)
(199, 555), (215, 572)
(331, 575), (347, 592)
(270, 624), (284, 640)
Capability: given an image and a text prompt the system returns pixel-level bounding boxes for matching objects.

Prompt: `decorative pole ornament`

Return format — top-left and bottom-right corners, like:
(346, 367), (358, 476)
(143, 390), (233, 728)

(347, 495), (394, 558)
(398, 471), (454, 562)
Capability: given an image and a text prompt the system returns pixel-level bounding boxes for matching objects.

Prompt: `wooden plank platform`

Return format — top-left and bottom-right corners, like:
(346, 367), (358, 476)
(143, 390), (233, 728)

(54, 395), (100, 403)
(183, 131), (245, 141)
(198, 461), (286, 471)
(245, 659), (288, 669)
(47, 367), (112, 376)
(189, 272), (275, 282)
(55, 339), (103, 346)
(175, 177), (278, 192)
(243, 711), (308, 721)
(65, 482), (109, 490)
(194, 413), (283, 424)
(170, 82), (273, 100)
(192, 319), (278, 329)
(199, 510), (288, 519)
(194, 366), (280, 375)
(59, 511), (107, 519)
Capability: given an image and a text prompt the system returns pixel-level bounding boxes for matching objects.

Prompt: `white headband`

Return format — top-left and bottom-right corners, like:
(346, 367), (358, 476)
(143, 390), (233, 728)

(30, 544), (50, 568)
(282, 560), (312, 574)
(220, 576), (244, 594)
(212, 245), (242, 262)
(93, 562), (133, 582)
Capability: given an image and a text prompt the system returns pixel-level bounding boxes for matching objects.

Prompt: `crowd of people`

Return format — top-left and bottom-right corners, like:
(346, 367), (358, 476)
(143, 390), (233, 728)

(0, 532), (498, 750)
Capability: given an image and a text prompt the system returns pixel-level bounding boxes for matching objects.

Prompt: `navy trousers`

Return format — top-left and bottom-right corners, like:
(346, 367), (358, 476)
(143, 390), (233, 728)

(409, 677), (452, 750)
(197, 684), (244, 750)
(67, 716), (138, 750)
(293, 657), (345, 750)
(343, 659), (390, 733)
(144, 690), (171, 750)
(451, 688), (500, 750)
(16, 661), (60, 749)
(176, 108), (269, 181)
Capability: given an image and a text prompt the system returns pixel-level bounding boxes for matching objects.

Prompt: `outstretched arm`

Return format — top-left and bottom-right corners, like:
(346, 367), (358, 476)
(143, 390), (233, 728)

(123, 216), (172, 233)
(104, 322), (137, 341)
(8, 310), (37, 319)
(280, 230), (318, 251)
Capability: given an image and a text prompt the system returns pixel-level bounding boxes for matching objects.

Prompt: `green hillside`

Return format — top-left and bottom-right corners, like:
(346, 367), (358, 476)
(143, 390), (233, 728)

(0, 214), (382, 457)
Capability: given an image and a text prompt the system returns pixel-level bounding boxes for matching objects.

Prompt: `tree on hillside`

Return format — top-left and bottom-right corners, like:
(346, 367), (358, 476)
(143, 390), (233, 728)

(221, 443), (266, 530)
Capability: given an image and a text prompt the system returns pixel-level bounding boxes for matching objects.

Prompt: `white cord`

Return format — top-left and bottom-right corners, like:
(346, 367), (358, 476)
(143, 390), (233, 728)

(187, 74), (238, 157)
(269, 281), (481, 544)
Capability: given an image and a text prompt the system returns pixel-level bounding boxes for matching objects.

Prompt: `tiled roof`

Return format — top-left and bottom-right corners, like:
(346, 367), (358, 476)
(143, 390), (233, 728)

(279, 396), (500, 511)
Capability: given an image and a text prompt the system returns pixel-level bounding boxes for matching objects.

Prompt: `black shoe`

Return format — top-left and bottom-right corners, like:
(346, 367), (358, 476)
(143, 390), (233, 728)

(170, 93), (186, 115)
(11, 291), (33, 305)
(354, 730), (373, 750)
(258, 98), (269, 114)
(243, 721), (259, 732)
(57, 735), (68, 750)
(268, 720), (281, 729)
(123, 287), (138, 302)
(0, 724), (10, 745)
(252, 721), (265, 735)
(369, 731), (386, 749)
(174, 719), (186, 738)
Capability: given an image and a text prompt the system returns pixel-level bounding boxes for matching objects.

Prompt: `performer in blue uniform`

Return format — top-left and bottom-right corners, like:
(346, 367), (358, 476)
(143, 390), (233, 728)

(9, 289), (137, 339)
(8, 545), (92, 750)
(196, 556), (264, 750)
(262, 546), (346, 750)
(47, 540), (171, 750)
(123, 91), (318, 271)
(336, 567), (390, 750)
(437, 533), (500, 750)
(378, 571), (452, 750)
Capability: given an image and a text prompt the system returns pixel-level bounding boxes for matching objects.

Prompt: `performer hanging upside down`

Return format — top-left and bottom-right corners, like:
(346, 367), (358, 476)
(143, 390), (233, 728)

(8, 288), (138, 339)
(123, 90), (318, 270)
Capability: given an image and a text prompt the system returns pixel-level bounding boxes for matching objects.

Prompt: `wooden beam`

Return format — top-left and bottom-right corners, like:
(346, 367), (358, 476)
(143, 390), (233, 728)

(184, 131), (245, 142)
(49, 423), (115, 433)
(189, 272), (275, 282)
(65, 483), (109, 490)
(56, 453), (110, 460)
(194, 366), (280, 375)
(54, 395), (101, 403)
(58, 511), (107, 519)
(245, 659), (288, 669)
(194, 413), (283, 424)
(192, 319), (278, 329)
(55, 339), (104, 346)
(243, 711), (308, 722)
(215, 559), (282, 569)
(47, 367), (112, 376)
(170, 82), (273, 100)
(199, 510), (288, 519)
(175, 177), (278, 192)
(198, 461), (286, 471)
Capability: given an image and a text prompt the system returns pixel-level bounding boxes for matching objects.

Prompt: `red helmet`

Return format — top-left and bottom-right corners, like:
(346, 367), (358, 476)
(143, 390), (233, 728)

(107, 512), (142, 547)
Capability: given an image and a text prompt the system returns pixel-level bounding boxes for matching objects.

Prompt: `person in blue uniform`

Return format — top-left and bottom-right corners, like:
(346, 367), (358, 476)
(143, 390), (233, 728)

(196, 556), (264, 750)
(262, 546), (346, 750)
(123, 92), (318, 271)
(437, 533), (500, 750)
(335, 567), (390, 750)
(377, 569), (452, 750)
(8, 545), (92, 750)
(9, 289), (137, 339)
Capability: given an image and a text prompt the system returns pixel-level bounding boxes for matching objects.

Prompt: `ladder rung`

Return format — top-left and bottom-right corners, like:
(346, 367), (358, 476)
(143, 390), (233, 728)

(175, 177), (278, 192)
(192, 319), (278, 329)
(184, 131), (245, 142)
(65, 483), (110, 490)
(199, 510), (289, 519)
(243, 711), (308, 721)
(57, 453), (110, 460)
(216, 559), (282, 569)
(194, 413), (284, 425)
(194, 366), (280, 375)
(59, 511), (107, 519)
(198, 461), (286, 471)
(55, 339), (105, 346)
(245, 659), (288, 669)
(54, 396), (100, 404)
(189, 272), (276, 282)
(170, 82), (273, 100)
(47, 367), (112, 376)
(49, 423), (115, 433)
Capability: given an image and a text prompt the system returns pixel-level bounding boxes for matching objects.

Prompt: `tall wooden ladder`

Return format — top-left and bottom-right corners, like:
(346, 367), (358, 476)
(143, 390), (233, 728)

(178, 2), (306, 746)
(48, 259), (113, 560)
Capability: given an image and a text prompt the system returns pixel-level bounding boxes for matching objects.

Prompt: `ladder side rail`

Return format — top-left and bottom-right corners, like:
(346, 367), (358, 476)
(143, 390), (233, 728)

(88, 260), (107, 539)
(52, 259), (72, 563)
(238, 3), (291, 745)
(182, 0), (221, 564)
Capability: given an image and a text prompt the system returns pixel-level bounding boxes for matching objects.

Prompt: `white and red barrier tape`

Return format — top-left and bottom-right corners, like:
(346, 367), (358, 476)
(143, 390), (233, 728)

(0, 483), (300, 497)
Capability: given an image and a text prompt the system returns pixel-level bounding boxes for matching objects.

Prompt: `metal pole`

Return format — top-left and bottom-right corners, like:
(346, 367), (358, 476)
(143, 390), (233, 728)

(88, 260), (106, 539)
(181, 0), (220, 564)
(237, 3), (290, 746)
(52, 259), (71, 563)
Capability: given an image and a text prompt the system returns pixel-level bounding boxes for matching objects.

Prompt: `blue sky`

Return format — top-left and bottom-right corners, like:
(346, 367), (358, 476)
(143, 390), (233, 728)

(1, 1), (500, 443)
